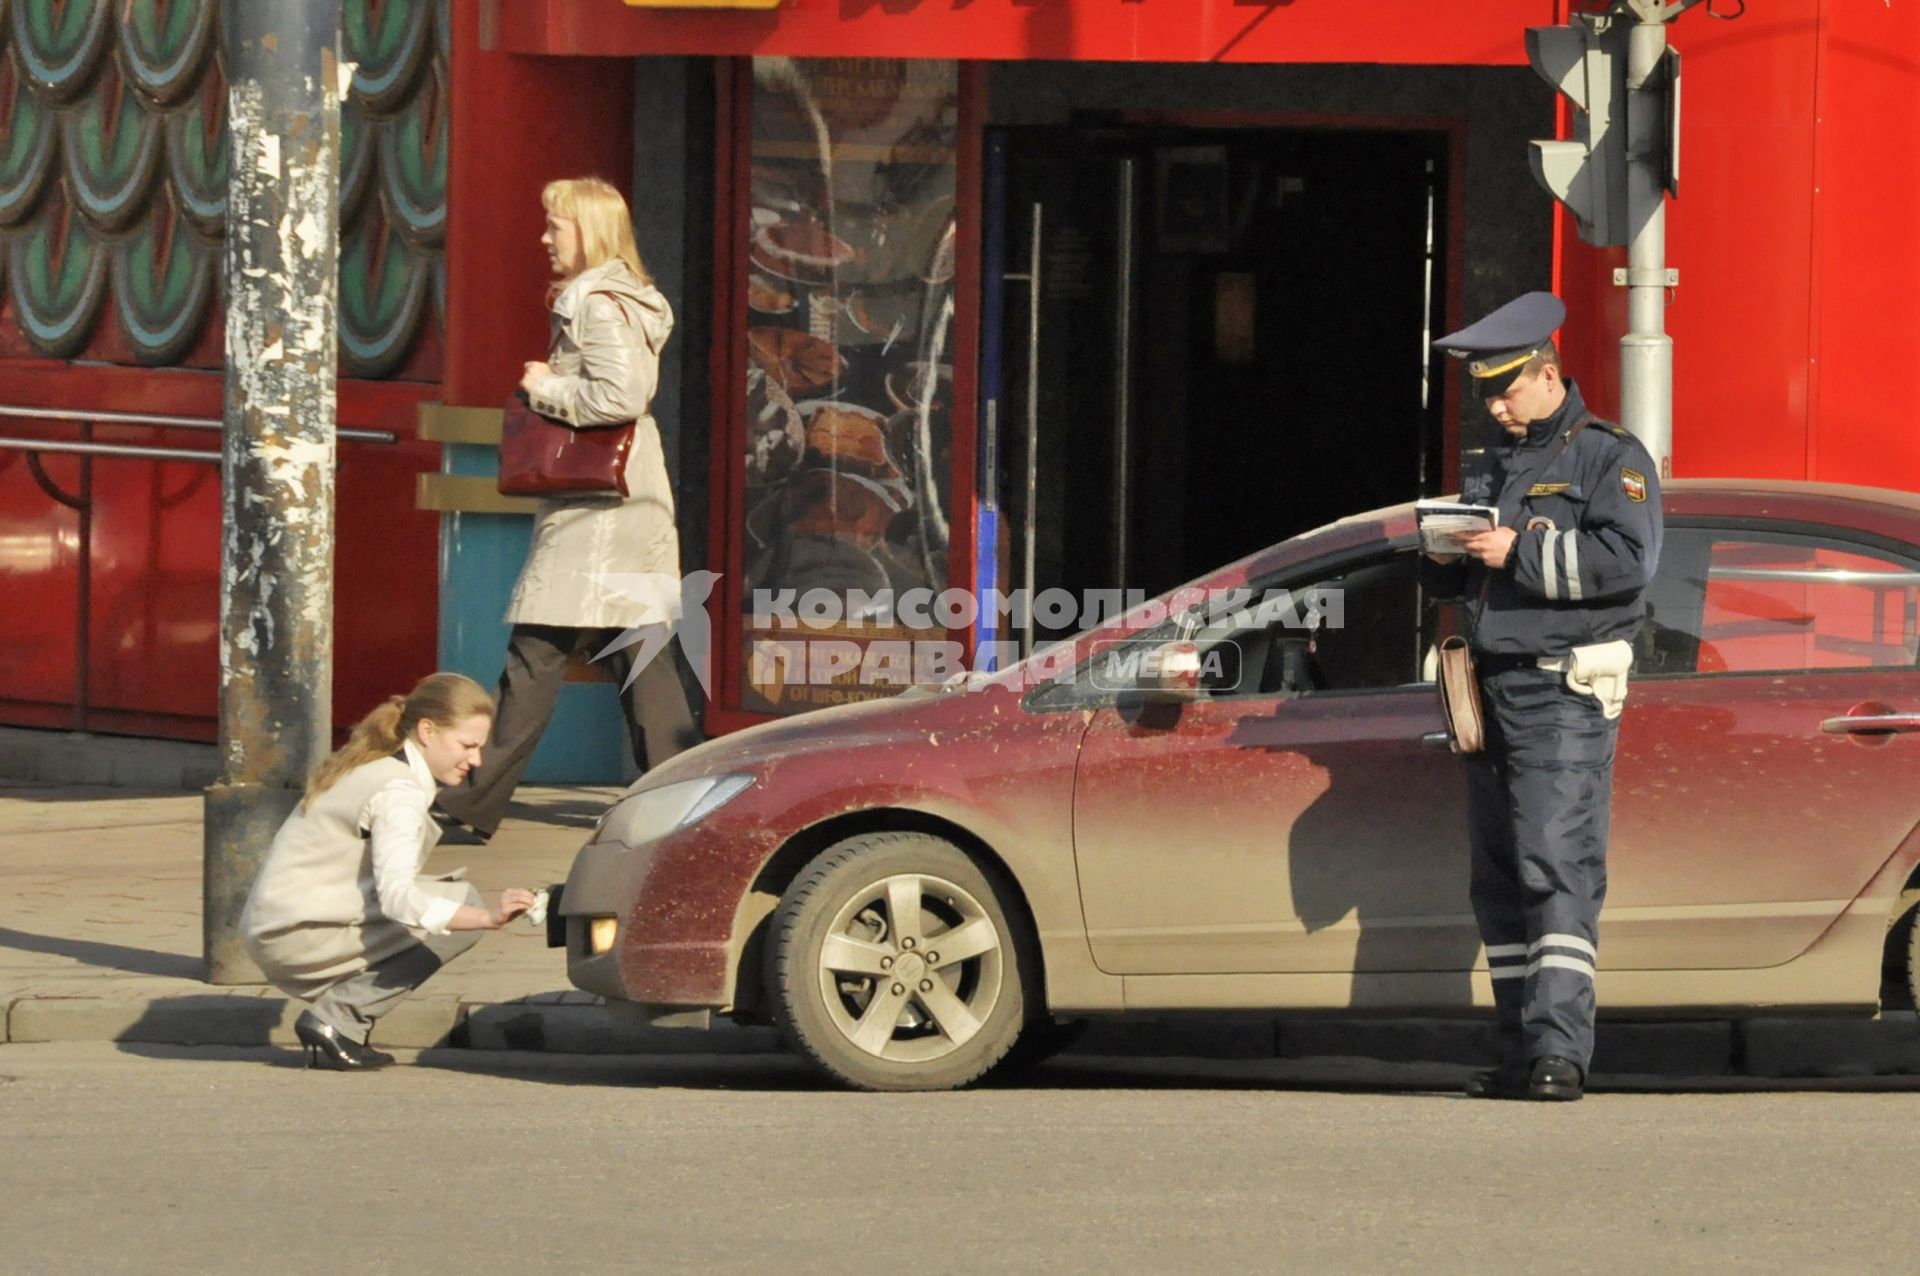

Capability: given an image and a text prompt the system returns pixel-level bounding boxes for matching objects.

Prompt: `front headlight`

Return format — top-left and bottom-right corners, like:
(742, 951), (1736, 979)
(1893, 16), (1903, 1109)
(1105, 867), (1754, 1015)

(595, 774), (755, 847)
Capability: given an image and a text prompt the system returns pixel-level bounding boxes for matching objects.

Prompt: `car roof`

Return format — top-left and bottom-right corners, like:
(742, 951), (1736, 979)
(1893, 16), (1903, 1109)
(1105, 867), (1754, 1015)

(1232, 479), (1920, 584)
(1359, 478), (1920, 531)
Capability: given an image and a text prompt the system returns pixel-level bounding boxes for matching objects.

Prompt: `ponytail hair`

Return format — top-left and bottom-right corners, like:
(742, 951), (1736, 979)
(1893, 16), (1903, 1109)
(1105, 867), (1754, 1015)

(304, 672), (495, 809)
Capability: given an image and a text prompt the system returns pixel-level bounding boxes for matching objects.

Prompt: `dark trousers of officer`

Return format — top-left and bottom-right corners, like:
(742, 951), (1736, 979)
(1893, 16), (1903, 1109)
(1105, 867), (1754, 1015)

(1464, 665), (1618, 1072)
(436, 624), (702, 836)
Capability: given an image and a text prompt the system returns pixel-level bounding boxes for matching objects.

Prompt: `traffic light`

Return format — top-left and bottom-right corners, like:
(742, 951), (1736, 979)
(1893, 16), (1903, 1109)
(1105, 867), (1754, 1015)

(1527, 16), (1630, 247)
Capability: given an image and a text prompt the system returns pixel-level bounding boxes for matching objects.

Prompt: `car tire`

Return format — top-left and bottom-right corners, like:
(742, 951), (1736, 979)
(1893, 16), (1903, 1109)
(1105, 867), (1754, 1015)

(1905, 909), (1920, 1010)
(992, 1017), (1089, 1077)
(768, 831), (1032, 1092)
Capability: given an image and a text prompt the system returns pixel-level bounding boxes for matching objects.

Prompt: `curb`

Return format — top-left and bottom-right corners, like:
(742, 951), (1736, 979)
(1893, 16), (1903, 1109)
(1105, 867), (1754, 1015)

(0, 726), (219, 791)
(9, 993), (1920, 1077)
(2, 993), (781, 1055)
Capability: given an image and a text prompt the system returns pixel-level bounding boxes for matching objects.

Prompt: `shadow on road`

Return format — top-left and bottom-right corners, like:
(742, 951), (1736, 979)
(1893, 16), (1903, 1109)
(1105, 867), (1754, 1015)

(95, 1041), (1920, 1095)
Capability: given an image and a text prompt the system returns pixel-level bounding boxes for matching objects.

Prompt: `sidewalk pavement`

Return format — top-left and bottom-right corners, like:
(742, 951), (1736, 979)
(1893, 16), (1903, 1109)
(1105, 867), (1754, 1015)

(8, 774), (1920, 1078)
(1, 778), (781, 1055)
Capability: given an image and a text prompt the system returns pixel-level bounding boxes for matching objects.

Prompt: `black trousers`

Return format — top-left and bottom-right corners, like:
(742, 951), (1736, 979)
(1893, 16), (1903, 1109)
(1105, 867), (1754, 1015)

(1464, 665), (1618, 1072)
(437, 624), (701, 835)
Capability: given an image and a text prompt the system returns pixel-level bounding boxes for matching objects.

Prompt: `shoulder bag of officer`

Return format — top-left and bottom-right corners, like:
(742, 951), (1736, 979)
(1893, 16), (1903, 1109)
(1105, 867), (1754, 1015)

(1435, 414), (1597, 754)
(1437, 636), (1484, 753)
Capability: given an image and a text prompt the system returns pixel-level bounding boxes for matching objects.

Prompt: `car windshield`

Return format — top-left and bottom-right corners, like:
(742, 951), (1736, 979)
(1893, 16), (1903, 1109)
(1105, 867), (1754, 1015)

(984, 577), (1213, 684)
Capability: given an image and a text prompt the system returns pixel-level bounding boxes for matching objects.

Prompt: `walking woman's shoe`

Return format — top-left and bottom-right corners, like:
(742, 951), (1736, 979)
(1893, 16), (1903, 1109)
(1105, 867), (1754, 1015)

(430, 806), (492, 846)
(294, 1010), (387, 1071)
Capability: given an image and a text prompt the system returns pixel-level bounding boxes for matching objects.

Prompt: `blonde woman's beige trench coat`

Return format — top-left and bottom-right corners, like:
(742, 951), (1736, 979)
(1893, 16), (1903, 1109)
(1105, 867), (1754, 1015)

(509, 260), (682, 629)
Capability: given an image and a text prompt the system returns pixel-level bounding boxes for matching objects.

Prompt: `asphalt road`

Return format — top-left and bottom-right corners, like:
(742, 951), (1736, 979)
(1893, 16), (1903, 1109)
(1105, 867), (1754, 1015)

(3, 1043), (1917, 1275)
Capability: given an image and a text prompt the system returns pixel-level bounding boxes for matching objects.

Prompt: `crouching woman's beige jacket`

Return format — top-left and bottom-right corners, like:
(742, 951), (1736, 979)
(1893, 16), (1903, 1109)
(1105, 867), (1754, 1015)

(241, 742), (469, 1000)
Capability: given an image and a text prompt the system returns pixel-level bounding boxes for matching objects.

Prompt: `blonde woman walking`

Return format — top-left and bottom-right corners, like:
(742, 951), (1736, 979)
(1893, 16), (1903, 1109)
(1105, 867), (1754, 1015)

(242, 673), (537, 1070)
(436, 176), (700, 842)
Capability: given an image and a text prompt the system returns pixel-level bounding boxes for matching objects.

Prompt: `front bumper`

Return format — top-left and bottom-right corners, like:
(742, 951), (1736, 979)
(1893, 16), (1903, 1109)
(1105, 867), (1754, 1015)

(557, 835), (741, 1010)
(557, 837), (657, 1001)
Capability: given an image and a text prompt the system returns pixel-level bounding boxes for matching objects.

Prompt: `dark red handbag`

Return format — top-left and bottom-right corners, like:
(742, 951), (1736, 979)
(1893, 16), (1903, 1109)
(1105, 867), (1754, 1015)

(496, 390), (635, 499)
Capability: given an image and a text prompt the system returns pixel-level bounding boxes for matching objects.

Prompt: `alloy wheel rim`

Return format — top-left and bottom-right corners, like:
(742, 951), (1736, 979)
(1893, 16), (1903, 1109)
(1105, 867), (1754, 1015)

(816, 871), (1005, 1063)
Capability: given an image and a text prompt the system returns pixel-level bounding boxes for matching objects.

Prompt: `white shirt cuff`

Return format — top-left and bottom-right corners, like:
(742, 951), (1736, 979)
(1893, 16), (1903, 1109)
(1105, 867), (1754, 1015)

(415, 894), (463, 937)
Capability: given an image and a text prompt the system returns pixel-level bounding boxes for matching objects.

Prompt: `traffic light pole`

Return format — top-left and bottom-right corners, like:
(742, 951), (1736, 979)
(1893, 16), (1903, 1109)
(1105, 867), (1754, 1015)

(1530, 1), (1722, 479)
(1621, 12), (1673, 479)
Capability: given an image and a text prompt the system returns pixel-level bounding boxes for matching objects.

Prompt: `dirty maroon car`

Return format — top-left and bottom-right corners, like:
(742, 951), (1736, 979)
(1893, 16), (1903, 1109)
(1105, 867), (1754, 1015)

(557, 481), (1920, 1091)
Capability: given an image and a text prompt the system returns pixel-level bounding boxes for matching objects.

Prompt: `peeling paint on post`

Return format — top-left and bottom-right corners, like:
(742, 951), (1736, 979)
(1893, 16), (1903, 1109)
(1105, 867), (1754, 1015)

(204, 1), (345, 985)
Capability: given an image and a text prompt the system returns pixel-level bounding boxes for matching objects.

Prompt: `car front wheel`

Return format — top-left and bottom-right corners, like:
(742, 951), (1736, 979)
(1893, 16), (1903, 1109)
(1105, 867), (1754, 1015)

(768, 832), (1031, 1091)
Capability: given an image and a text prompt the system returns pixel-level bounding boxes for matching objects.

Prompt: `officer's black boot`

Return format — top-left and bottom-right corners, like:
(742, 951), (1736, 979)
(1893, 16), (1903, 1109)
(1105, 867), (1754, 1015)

(1526, 1055), (1585, 1101)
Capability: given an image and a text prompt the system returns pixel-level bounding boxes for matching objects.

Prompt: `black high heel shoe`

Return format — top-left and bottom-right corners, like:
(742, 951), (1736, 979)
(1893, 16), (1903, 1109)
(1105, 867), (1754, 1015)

(294, 1010), (389, 1071)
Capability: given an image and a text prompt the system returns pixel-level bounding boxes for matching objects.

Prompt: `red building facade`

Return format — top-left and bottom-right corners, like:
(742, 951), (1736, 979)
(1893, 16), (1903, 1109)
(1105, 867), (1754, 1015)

(1, 0), (1913, 762)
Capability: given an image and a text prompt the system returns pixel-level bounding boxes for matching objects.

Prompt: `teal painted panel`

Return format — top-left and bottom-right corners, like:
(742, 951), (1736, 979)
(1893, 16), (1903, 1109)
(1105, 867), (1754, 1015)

(438, 442), (628, 784)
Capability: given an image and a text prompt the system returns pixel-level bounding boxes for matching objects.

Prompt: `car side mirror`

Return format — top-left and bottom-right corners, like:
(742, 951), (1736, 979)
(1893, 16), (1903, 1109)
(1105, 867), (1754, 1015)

(1136, 639), (1204, 705)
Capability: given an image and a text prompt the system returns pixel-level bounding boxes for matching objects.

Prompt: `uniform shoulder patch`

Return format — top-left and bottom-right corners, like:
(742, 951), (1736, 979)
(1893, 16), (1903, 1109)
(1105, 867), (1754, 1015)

(1620, 467), (1648, 503)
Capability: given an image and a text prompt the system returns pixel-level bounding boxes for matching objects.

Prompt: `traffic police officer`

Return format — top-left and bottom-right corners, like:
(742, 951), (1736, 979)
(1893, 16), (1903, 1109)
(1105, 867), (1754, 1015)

(1423, 292), (1663, 1101)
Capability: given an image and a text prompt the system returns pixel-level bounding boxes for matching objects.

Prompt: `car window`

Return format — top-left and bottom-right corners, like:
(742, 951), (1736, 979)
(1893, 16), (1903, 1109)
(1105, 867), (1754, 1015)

(1026, 546), (1433, 708)
(1205, 552), (1431, 698)
(1638, 527), (1920, 677)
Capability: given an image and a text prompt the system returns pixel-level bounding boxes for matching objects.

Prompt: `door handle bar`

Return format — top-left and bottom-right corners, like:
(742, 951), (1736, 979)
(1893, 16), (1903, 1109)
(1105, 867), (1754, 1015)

(1821, 714), (1920, 734)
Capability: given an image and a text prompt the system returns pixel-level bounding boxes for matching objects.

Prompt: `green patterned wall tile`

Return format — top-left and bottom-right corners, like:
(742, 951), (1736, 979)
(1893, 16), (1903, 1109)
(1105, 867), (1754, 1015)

(0, 0), (449, 379)
(11, 0), (109, 103)
(343, 0), (432, 113)
(62, 62), (162, 231)
(379, 58), (445, 246)
(340, 102), (376, 224)
(119, 0), (217, 109)
(164, 63), (224, 234)
(112, 190), (214, 364)
(8, 190), (107, 356)
(339, 201), (429, 378)
(0, 45), (57, 226)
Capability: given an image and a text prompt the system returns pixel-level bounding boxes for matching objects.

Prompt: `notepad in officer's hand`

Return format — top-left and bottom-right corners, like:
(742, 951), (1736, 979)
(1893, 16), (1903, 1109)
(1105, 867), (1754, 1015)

(1416, 500), (1499, 556)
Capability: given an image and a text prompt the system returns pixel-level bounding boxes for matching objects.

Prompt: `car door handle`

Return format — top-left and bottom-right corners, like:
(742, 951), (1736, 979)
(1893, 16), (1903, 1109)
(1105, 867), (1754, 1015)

(1421, 730), (1454, 751)
(1821, 713), (1920, 734)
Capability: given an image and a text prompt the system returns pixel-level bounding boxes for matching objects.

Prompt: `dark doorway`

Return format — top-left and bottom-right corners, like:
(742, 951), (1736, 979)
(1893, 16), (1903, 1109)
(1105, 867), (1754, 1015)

(983, 123), (1449, 652)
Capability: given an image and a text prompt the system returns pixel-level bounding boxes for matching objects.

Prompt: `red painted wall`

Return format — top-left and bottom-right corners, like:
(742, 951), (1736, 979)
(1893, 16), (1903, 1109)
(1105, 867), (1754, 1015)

(1804, 1), (1920, 488)
(8, 0), (1917, 744)
(1559, 0), (1919, 489)
(486, 0), (1552, 64)
(0, 3), (640, 745)
(447, 3), (637, 408)
(0, 365), (440, 741)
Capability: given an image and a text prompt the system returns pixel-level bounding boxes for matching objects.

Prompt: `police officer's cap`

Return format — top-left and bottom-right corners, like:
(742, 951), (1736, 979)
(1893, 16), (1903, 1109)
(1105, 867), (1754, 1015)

(1432, 291), (1566, 395)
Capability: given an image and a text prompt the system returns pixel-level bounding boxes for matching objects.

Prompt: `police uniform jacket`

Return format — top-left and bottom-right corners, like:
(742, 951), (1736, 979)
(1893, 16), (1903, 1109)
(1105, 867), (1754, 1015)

(1423, 380), (1663, 656)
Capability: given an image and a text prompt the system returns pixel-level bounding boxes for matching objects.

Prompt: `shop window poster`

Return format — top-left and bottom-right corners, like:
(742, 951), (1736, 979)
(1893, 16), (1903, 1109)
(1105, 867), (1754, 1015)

(741, 58), (959, 715)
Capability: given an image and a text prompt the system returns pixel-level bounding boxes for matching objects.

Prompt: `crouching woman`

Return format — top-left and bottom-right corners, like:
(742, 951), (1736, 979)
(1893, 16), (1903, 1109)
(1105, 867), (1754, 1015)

(242, 673), (536, 1070)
